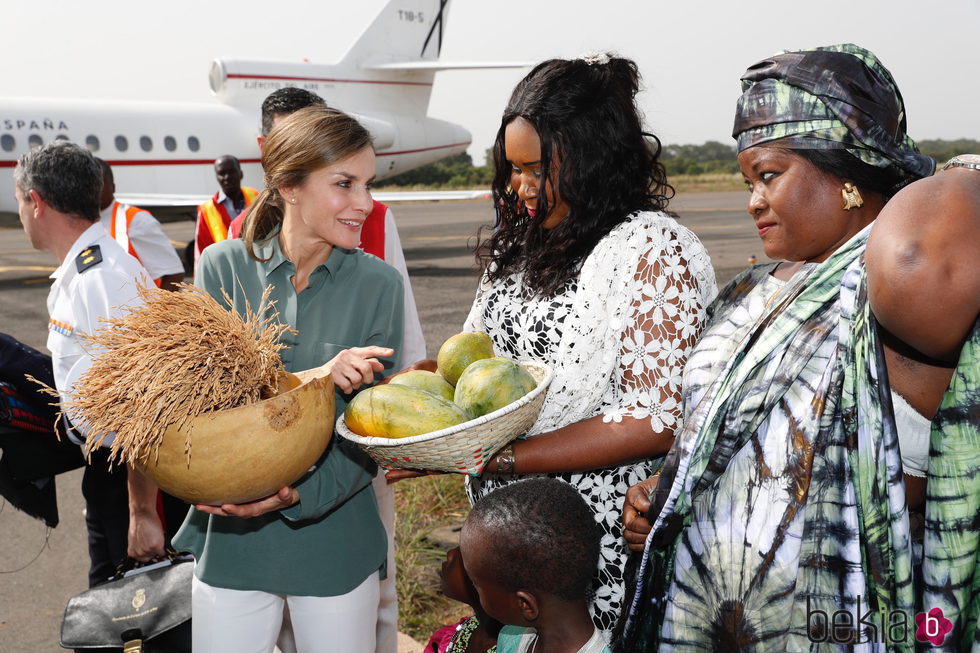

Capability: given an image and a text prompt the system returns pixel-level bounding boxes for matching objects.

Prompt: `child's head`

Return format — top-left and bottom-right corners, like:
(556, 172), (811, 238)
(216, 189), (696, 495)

(459, 478), (600, 625)
(439, 545), (481, 608)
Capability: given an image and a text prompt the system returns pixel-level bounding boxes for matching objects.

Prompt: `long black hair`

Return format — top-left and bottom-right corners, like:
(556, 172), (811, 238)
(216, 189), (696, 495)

(476, 55), (673, 297)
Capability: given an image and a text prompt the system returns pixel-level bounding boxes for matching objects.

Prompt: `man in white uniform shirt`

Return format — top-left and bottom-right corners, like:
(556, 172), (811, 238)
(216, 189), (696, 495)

(14, 141), (168, 587)
(96, 159), (185, 290)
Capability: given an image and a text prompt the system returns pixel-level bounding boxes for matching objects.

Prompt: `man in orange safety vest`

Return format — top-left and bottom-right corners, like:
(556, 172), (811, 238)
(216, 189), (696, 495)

(97, 159), (185, 291)
(193, 155), (258, 268)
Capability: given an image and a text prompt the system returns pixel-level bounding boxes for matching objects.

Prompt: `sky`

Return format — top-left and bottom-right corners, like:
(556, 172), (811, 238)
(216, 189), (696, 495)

(4, 0), (979, 163)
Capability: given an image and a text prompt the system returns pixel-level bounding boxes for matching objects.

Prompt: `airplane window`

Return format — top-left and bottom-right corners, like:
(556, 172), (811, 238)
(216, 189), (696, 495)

(140, 136), (152, 152)
(164, 136), (177, 152)
(0, 134), (13, 152)
(55, 134), (69, 141)
(86, 135), (100, 152)
(28, 134), (43, 148)
(187, 136), (200, 152)
(115, 135), (129, 152)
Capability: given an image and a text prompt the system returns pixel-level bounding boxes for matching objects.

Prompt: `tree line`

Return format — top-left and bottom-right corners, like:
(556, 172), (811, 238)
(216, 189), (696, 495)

(374, 139), (980, 189)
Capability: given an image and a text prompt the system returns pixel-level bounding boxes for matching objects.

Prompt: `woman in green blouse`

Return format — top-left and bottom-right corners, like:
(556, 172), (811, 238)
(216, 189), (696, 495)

(173, 105), (404, 653)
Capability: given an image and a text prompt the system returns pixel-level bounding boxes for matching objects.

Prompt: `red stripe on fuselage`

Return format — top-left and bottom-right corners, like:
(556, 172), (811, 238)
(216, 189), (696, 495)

(227, 73), (433, 87)
(376, 141), (470, 157)
(0, 141), (469, 167)
(0, 158), (262, 168)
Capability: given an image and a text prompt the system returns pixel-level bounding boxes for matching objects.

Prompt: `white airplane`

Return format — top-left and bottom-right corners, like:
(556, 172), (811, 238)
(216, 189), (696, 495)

(0, 0), (518, 219)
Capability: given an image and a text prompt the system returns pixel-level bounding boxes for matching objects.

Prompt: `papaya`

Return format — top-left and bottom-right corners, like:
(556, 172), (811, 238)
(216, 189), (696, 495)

(388, 369), (456, 402)
(437, 331), (495, 386)
(454, 357), (538, 418)
(345, 384), (471, 439)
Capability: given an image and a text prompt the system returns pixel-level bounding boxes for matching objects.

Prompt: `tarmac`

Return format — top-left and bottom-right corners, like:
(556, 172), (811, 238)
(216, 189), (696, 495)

(0, 192), (759, 651)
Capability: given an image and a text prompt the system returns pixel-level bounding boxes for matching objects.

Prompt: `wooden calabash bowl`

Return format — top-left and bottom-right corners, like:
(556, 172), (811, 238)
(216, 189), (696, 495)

(135, 374), (334, 506)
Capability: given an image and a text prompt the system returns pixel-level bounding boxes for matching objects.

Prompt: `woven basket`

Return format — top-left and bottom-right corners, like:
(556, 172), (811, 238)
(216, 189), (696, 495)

(337, 361), (553, 474)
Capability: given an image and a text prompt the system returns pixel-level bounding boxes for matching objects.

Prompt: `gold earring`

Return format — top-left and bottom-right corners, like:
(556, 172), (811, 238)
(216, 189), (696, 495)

(841, 183), (863, 210)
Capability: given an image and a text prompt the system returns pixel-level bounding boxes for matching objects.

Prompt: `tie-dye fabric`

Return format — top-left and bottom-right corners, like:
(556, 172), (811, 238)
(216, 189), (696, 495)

(923, 320), (980, 651)
(733, 43), (935, 188)
(618, 226), (980, 652)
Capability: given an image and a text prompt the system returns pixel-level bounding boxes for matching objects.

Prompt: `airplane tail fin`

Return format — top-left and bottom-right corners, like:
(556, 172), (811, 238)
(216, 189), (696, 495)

(339, 0), (451, 66)
(210, 0), (454, 113)
(209, 0), (523, 116)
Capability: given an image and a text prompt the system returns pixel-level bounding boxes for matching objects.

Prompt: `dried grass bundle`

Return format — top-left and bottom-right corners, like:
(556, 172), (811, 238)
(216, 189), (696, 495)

(64, 283), (293, 465)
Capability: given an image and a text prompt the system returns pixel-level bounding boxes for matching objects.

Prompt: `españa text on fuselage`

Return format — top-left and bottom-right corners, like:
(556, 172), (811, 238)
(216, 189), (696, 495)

(2, 119), (70, 131)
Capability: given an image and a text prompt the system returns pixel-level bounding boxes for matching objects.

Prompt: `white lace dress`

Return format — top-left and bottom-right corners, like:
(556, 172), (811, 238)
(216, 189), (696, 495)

(463, 210), (718, 632)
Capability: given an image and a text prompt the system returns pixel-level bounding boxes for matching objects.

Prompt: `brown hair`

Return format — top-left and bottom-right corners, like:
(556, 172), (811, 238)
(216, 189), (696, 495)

(242, 105), (373, 260)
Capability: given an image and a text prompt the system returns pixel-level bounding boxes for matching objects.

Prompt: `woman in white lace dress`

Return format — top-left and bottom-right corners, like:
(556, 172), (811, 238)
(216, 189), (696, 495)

(462, 55), (717, 633)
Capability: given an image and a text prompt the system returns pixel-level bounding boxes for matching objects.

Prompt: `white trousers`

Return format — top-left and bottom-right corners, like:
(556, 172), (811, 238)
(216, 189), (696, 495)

(275, 470), (398, 653)
(192, 571), (380, 653)
(372, 470), (399, 653)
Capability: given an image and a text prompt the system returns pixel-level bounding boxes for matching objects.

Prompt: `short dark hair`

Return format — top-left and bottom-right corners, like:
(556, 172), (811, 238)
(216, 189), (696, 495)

(260, 87), (327, 136)
(215, 154), (242, 170)
(478, 55), (673, 297)
(95, 157), (113, 182)
(14, 141), (102, 221)
(465, 478), (600, 602)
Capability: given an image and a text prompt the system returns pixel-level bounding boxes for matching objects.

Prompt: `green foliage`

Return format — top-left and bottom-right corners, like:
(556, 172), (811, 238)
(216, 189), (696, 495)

(374, 139), (979, 191)
(661, 140), (739, 176)
(376, 151), (494, 189)
(916, 139), (980, 166)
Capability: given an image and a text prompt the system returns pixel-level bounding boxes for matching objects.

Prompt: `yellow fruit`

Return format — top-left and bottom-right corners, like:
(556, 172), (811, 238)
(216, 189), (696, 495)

(437, 331), (495, 386)
(454, 357), (537, 417)
(344, 384), (471, 439)
(388, 369), (456, 402)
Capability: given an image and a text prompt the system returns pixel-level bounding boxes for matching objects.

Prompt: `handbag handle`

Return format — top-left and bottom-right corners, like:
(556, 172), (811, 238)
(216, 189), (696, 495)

(111, 545), (184, 580)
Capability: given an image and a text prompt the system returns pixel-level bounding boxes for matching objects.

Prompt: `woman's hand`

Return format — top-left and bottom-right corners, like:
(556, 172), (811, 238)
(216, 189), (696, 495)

(622, 474), (661, 552)
(377, 358), (438, 385)
(195, 486), (299, 519)
(330, 346), (394, 394)
(384, 468), (446, 484)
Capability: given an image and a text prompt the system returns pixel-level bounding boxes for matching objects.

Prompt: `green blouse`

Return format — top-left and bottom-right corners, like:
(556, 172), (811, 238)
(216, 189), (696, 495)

(172, 235), (404, 596)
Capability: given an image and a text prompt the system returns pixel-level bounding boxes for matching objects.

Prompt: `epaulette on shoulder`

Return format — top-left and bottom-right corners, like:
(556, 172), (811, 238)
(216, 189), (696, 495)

(75, 245), (103, 273)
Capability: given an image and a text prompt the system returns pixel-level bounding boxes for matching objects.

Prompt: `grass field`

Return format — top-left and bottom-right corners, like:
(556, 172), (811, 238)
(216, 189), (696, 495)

(668, 172), (744, 193)
(379, 173), (744, 197)
(394, 474), (472, 642)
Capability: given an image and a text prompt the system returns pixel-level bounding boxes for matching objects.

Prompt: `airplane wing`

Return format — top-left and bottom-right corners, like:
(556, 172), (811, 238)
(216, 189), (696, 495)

(113, 190), (490, 213)
(373, 190), (491, 202)
(363, 61), (531, 72)
(115, 193), (213, 208)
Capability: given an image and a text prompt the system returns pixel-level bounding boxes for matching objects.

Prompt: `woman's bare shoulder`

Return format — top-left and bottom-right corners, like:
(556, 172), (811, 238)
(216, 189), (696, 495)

(867, 170), (980, 361)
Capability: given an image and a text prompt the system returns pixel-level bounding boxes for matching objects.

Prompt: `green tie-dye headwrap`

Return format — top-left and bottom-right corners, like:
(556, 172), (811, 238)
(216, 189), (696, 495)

(733, 43), (935, 188)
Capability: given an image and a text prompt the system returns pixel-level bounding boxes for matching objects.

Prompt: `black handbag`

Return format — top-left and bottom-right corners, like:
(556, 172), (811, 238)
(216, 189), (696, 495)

(59, 550), (192, 652)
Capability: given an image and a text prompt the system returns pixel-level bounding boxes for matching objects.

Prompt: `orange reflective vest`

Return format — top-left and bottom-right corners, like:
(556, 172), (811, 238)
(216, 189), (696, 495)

(195, 187), (259, 260)
(106, 201), (142, 259)
(107, 201), (163, 287)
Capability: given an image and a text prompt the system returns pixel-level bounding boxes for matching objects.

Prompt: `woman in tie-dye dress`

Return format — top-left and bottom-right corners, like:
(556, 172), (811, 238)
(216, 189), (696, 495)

(618, 44), (979, 652)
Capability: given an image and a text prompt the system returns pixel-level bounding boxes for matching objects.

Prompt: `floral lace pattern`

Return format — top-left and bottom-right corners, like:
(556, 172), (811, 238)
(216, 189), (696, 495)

(464, 211), (717, 633)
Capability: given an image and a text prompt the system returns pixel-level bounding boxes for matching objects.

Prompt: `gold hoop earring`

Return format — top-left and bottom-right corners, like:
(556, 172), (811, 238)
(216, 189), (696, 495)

(841, 183), (863, 210)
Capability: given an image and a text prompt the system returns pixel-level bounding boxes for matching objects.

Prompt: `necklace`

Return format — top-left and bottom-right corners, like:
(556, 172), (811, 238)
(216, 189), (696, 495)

(446, 616), (497, 653)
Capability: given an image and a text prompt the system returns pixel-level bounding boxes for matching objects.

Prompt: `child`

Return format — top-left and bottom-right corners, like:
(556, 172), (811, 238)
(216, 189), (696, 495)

(459, 478), (609, 653)
(426, 546), (502, 652)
